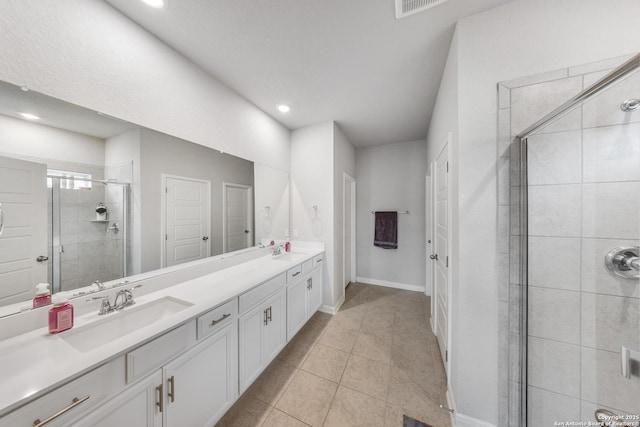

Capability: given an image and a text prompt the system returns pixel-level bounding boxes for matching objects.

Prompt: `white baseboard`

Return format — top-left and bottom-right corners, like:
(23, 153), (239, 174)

(318, 293), (345, 315)
(455, 413), (496, 427)
(356, 276), (425, 292)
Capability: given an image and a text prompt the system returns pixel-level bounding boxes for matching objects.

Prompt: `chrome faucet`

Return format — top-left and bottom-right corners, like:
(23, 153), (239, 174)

(113, 289), (135, 310)
(272, 244), (284, 256)
(91, 288), (136, 315)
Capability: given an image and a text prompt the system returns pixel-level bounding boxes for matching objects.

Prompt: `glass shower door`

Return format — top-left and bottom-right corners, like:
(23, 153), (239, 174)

(50, 177), (128, 292)
(523, 62), (640, 425)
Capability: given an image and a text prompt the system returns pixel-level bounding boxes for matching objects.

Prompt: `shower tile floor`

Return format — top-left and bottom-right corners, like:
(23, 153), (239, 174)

(216, 283), (451, 427)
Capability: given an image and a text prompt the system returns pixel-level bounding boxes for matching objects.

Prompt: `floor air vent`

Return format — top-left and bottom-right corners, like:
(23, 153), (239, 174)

(395, 0), (450, 19)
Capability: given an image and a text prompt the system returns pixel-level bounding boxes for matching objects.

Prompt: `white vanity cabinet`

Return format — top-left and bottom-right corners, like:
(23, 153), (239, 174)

(0, 363), (114, 427)
(74, 303), (237, 427)
(73, 371), (163, 427)
(286, 256), (323, 341)
(238, 278), (287, 393)
(162, 321), (237, 426)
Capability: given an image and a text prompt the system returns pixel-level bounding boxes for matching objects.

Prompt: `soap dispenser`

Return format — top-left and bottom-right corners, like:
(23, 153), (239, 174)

(33, 283), (52, 309)
(48, 293), (74, 334)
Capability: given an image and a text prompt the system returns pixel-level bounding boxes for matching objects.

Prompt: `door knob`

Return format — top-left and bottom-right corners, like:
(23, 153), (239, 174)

(430, 254), (438, 260)
(36, 256), (49, 262)
(202, 236), (209, 241)
(244, 230), (250, 234)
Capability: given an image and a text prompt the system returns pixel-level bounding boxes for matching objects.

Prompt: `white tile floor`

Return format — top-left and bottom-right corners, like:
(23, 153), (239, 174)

(217, 282), (452, 427)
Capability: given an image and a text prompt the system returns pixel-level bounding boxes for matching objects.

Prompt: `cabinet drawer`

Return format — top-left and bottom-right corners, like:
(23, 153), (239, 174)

(0, 364), (111, 427)
(126, 321), (196, 384)
(197, 299), (236, 340)
(239, 274), (285, 314)
(313, 254), (324, 269)
(301, 259), (314, 275)
(286, 265), (302, 283)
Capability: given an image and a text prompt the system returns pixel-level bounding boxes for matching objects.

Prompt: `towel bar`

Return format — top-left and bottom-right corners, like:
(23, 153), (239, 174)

(371, 211), (409, 214)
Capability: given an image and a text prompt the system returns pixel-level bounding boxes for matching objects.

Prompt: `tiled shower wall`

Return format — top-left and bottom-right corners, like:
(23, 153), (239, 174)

(47, 163), (131, 291)
(497, 54), (640, 426)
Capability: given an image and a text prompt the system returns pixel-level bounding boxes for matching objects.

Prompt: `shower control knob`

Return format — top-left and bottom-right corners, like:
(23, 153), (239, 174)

(430, 254), (438, 261)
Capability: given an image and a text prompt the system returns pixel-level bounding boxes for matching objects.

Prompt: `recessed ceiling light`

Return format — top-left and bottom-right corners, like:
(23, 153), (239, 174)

(141, 0), (164, 8)
(19, 112), (40, 120)
(277, 105), (290, 113)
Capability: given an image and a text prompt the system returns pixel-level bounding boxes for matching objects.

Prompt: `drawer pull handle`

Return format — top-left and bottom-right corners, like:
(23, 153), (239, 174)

(210, 313), (231, 326)
(292, 271), (301, 277)
(267, 306), (272, 322)
(156, 383), (163, 413)
(33, 395), (90, 426)
(168, 376), (175, 403)
(264, 308), (268, 325)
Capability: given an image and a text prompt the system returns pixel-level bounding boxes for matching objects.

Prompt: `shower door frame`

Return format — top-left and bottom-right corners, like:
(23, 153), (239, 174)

(49, 177), (130, 293)
(513, 53), (640, 426)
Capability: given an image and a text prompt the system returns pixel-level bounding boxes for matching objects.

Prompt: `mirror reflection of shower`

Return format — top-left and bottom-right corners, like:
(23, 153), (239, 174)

(48, 174), (129, 293)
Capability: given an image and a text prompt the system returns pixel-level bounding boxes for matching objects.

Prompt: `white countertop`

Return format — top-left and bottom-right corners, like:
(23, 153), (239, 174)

(0, 247), (323, 417)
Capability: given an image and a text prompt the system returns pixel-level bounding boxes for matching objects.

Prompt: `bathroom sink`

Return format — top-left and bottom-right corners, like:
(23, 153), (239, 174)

(271, 253), (304, 263)
(61, 296), (193, 353)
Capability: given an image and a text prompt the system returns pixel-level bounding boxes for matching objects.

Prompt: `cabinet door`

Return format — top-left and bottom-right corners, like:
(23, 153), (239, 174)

(164, 323), (237, 427)
(307, 267), (323, 316)
(286, 277), (308, 341)
(239, 303), (266, 393)
(73, 371), (162, 427)
(263, 289), (287, 364)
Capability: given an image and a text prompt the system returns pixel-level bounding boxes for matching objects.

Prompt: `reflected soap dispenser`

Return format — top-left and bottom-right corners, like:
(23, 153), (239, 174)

(48, 293), (74, 334)
(33, 283), (52, 309)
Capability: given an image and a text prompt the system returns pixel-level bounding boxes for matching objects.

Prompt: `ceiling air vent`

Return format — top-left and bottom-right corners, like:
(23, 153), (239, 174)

(395, 0), (450, 19)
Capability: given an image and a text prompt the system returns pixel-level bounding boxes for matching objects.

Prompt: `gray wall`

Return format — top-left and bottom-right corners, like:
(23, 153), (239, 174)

(139, 129), (254, 273)
(356, 140), (427, 288)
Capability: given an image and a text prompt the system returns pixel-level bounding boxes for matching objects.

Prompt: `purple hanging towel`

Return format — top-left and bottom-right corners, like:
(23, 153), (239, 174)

(374, 211), (398, 249)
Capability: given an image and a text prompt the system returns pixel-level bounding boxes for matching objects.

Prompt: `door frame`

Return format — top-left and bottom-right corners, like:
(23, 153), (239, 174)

(426, 172), (433, 326)
(342, 173), (357, 291)
(431, 133), (453, 378)
(222, 182), (253, 253)
(160, 174), (211, 268)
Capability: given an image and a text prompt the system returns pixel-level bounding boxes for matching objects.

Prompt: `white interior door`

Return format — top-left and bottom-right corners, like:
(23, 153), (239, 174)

(433, 142), (450, 371)
(0, 156), (47, 306)
(426, 173), (433, 305)
(224, 183), (252, 253)
(163, 176), (210, 267)
(343, 173), (356, 290)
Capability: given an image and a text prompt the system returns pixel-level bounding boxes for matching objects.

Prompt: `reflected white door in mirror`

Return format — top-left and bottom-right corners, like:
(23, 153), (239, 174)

(0, 157), (48, 306)
(162, 175), (211, 268)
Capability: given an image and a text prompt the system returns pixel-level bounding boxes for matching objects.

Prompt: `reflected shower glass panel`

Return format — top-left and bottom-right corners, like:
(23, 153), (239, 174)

(49, 176), (129, 293)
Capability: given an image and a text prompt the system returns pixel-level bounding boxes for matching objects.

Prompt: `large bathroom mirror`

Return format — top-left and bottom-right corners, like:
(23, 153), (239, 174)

(0, 80), (289, 313)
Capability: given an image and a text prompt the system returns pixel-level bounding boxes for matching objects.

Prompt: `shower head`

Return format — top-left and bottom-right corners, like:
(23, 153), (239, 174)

(620, 98), (640, 112)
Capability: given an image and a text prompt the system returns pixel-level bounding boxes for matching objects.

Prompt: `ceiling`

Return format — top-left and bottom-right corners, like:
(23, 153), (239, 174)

(0, 81), (137, 139)
(105, 0), (512, 147)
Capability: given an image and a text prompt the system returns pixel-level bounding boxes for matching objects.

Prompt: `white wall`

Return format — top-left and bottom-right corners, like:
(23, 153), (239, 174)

(356, 140), (427, 290)
(0, 0), (290, 172)
(426, 0), (640, 424)
(254, 164), (290, 244)
(0, 114), (105, 167)
(332, 123), (356, 305)
(290, 121), (336, 308)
